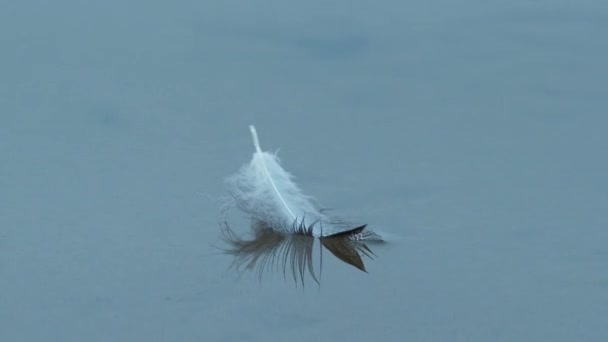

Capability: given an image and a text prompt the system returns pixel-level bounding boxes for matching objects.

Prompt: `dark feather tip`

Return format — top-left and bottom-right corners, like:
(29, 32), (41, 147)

(324, 224), (368, 238)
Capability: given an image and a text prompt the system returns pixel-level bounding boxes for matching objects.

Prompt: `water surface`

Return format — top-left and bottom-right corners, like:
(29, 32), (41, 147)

(1, 1), (607, 341)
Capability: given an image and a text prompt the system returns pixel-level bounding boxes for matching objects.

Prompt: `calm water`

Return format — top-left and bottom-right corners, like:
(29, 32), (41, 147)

(1, 1), (607, 341)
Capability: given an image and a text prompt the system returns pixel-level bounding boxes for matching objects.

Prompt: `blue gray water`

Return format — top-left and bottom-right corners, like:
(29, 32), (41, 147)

(2, 1), (607, 341)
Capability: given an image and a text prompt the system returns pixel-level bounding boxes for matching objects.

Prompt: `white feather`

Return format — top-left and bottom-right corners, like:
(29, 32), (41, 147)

(225, 125), (361, 237)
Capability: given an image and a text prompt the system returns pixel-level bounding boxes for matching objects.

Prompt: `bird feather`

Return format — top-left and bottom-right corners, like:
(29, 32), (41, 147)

(225, 125), (378, 239)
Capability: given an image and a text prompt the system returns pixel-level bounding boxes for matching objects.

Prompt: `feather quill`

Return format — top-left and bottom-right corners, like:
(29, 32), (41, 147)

(225, 125), (381, 240)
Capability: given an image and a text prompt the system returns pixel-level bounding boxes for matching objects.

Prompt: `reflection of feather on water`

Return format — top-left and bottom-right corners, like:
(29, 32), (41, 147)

(220, 221), (380, 286)
(224, 125), (382, 240)
(220, 222), (318, 285)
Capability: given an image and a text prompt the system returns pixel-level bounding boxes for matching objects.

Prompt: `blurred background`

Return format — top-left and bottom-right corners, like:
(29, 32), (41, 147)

(1, 1), (607, 341)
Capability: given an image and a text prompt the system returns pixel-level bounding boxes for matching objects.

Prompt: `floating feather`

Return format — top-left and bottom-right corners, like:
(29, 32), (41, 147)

(224, 125), (382, 240)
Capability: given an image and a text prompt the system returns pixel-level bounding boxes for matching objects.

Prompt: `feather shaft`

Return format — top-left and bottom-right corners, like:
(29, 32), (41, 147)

(249, 125), (298, 222)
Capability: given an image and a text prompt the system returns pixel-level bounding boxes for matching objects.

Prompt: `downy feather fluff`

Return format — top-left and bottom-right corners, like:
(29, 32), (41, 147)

(225, 125), (381, 240)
